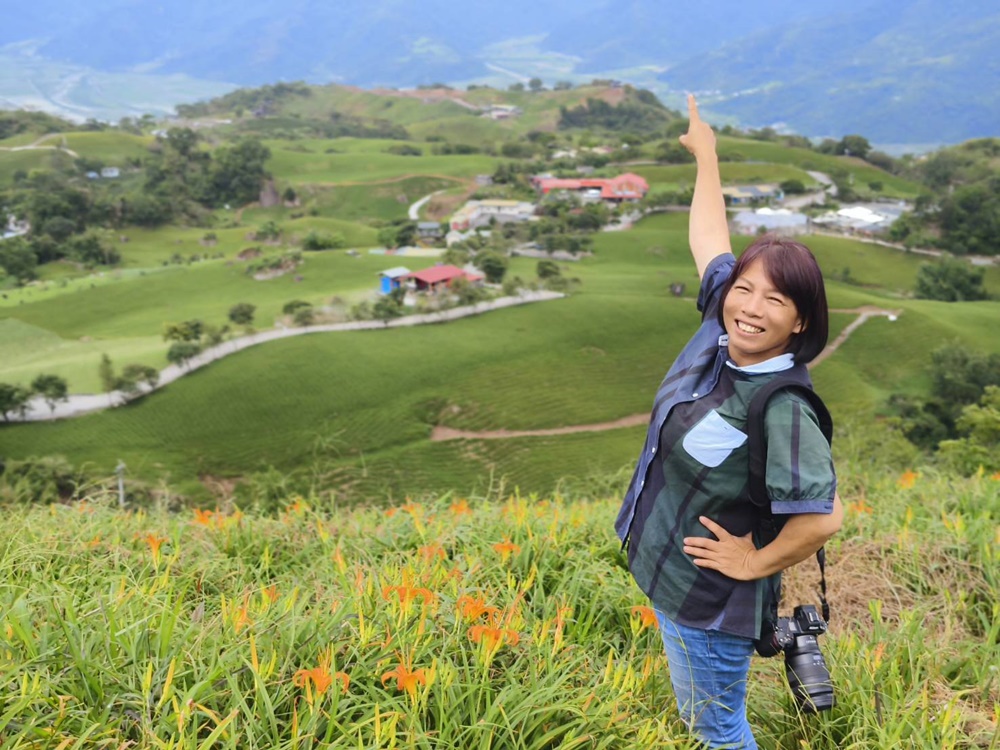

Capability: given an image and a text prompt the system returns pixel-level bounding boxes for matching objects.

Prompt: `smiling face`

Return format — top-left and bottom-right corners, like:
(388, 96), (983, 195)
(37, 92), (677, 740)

(722, 259), (804, 367)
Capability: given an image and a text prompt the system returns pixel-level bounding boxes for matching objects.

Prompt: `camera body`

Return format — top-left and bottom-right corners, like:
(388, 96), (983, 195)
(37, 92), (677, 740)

(754, 604), (834, 713)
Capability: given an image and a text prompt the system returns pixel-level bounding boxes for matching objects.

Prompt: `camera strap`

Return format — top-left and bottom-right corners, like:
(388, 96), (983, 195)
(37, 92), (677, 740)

(747, 373), (834, 622)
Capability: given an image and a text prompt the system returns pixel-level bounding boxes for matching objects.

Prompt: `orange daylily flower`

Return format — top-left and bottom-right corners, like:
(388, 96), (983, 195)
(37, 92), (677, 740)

(630, 605), (658, 631)
(262, 585), (279, 603)
(384, 508), (398, 518)
(898, 470), (918, 489)
(990, 471), (1000, 481)
(192, 508), (214, 525)
(449, 499), (472, 516)
(382, 585), (437, 612)
(233, 605), (252, 634)
(294, 666), (333, 696)
(456, 595), (500, 623)
(381, 664), (427, 696)
(144, 534), (168, 564)
(468, 624), (520, 649)
(847, 498), (873, 515)
(492, 539), (521, 560)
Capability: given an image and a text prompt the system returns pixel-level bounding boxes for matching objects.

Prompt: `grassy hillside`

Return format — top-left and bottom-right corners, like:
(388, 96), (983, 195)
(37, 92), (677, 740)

(2, 212), (998, 501)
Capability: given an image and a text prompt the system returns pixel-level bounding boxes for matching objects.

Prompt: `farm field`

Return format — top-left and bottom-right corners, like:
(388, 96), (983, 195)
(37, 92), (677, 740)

(0, 469), (995, 748)
(2, 209), (999, 501)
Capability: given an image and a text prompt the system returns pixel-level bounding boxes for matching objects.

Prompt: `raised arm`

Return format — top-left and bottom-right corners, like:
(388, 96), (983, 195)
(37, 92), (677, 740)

(679, 94), (731, 279)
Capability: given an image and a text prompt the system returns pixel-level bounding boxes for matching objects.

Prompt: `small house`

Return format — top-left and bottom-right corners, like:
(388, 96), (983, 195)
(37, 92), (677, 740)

(379, 266), (411, 294)
(408, 264), (484, 293)
(100, 167), (121, 179)
(417, 222), (444, 242)
(722, 184), (784, 206)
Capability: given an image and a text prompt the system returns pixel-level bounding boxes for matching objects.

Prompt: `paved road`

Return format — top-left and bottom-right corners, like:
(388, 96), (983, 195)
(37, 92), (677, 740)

(13, 291), (565, 422)
(408, 190), (446, 220)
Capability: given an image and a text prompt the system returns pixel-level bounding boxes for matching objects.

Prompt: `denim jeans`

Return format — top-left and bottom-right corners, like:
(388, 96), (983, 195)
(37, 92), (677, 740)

(655, 610), (758, 749)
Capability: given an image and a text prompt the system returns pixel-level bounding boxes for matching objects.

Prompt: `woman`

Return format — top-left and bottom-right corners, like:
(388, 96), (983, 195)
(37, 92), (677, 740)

(614, 95), (844, 749)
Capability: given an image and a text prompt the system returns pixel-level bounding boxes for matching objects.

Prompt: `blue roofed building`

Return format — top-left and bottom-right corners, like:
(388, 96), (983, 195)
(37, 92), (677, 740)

(379, 266), (411, 294)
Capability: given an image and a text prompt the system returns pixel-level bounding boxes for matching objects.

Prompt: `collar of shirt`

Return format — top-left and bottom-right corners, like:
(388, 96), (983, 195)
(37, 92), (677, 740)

(725, 352), (795, 374)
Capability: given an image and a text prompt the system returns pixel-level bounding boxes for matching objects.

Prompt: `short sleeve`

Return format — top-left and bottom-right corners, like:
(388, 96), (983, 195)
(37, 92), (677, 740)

(763, 392), (837, 515)
(696, 253), (736, 321)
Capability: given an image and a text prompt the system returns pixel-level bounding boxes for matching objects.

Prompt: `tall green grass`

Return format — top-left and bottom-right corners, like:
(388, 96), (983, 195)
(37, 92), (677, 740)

(0, 466), (995, 748)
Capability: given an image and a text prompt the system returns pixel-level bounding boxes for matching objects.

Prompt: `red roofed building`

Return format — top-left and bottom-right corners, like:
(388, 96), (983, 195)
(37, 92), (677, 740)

(531, 172), (649, 203)
(407, 264), (484, 292)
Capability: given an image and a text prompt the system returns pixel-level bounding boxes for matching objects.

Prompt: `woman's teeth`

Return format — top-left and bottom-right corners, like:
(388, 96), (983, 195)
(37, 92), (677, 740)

(737, 320), (763, 334)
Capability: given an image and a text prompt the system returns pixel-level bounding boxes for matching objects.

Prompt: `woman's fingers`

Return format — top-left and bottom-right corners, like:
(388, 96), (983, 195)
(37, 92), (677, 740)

(687, 93), (700, 122)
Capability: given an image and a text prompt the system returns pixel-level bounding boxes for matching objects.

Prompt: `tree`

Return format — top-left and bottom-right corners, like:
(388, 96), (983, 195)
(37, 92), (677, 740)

(228, 303), (256, 327)
(0, 238), (38, 284)
(207, 138), (271, 207)
(528, 77), (544, 92)
(0, 383), (31, 421)
(475, 251), (508, 283)
(836, 135), (871, 159)
(779, 179), (806, 195)
(293, 306), (315, 326)
(121, 363), (159, 390)
(915, 259), (989, 302)
(166, 341), (201, 368)
(508, 82), (525, 92)
(936, 386), (1000, 474)
(283, 300), (312, 315)
(98, 354), (117, 397)
(163, 320), (204, 343)
(373, 288), (405, 323)
(30, 374), (68, 414)
(537, 259), (561, 279)
(656, 142), (694, 164)
(553, 81), (574, 91)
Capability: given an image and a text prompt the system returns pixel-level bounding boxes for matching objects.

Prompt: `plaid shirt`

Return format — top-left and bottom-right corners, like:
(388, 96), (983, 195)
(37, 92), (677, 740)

(615, 253), (836, 638)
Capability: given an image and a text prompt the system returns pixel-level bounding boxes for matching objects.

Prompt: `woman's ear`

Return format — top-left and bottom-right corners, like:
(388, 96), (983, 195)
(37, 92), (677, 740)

(793, 317), (805, 334)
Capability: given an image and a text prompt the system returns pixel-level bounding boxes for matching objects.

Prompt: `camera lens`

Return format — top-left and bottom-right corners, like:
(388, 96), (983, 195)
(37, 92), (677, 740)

(785, 635), (834, 713)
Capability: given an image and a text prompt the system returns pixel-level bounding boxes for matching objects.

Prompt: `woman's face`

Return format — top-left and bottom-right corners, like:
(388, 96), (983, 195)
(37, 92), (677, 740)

(722, 259), (803, 367)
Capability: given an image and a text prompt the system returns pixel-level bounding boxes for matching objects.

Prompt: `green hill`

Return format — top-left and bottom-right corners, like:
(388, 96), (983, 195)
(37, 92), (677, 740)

(2, 212), (998, 501)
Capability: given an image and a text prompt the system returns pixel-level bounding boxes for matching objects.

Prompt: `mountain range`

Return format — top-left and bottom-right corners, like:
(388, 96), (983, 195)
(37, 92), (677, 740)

(1, 0), (997, 144)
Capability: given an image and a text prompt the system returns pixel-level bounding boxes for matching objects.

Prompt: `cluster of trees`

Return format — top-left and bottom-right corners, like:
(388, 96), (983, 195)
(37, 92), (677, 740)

(160, 303), (255, 369)
(136, 129), (271, 225)
(98, 354), (159, 402)
(889, 344), (1000, 474)
(0, 111), (74, 140)
(0, 374), (69, 421)
(558, 91), (670, 134)
(176, 82), (313, 119)
(915, 259), (990, 302)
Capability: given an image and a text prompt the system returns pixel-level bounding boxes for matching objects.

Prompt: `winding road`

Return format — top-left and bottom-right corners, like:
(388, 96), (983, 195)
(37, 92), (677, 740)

(12, 291), (565, 422)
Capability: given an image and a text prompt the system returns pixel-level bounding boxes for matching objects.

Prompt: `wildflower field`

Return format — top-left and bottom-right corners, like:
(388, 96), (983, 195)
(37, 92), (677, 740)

(0, 468), (997, 748)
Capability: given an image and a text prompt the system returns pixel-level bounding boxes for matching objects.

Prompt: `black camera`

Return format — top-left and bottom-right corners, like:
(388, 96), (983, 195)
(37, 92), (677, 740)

(754, 604), (834, 713)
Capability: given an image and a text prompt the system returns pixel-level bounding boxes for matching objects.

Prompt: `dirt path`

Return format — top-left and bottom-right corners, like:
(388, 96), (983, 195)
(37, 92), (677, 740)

(0, 133), (80, 158)
(430, 306), (901, 442)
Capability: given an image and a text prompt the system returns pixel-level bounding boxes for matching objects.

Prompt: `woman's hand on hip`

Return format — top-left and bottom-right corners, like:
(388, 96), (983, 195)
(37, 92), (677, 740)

(683, 516), (759, 581)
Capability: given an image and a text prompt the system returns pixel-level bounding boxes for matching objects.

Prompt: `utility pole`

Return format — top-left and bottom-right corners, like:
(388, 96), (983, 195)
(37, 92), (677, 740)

(115, 460), (126, 509)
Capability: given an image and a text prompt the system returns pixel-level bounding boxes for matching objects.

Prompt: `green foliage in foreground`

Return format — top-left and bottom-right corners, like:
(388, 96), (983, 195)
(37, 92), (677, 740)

(0, 467), (996, 748)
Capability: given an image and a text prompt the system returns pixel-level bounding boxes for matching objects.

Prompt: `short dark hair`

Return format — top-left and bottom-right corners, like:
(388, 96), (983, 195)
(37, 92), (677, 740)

(717, 235), (829, 364)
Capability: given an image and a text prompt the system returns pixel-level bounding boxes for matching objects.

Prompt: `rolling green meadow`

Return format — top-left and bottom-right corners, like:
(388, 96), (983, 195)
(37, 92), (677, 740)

(1, 100), (999, 747)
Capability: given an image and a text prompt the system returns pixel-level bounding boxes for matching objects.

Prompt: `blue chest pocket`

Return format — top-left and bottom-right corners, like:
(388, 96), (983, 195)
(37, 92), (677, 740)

(682, 409), (747, 468)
